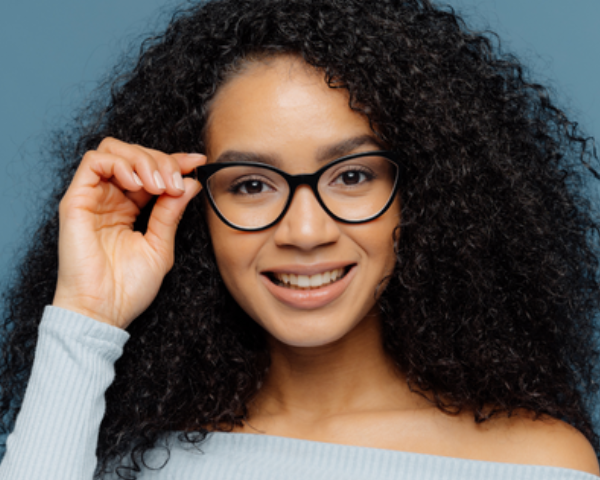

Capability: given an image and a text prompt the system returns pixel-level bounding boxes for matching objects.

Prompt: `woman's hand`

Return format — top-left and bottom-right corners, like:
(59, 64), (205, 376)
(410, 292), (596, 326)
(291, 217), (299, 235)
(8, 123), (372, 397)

(52, 137), (206, 329)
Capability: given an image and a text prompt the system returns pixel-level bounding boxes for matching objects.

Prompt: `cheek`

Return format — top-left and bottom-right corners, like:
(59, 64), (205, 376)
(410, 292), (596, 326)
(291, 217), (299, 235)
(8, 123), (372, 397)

(366, 200), (400, 261)
(206, 210), (264, 299)
(362, 203), (400, 291)
(369, 230), (397, 279)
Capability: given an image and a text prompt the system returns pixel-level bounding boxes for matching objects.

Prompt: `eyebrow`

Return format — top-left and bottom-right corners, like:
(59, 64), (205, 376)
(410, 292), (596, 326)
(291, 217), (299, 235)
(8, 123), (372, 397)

(315, 134), (386, 163)
(213, 150), (282, 167)
(212, 134), (386, 168)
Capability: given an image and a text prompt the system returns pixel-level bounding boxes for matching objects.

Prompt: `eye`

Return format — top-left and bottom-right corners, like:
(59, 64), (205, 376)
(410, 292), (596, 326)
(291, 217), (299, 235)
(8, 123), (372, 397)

(331, 167), (375, 186)
(339, 171), (364, 185)
(229, 177), (275, 195)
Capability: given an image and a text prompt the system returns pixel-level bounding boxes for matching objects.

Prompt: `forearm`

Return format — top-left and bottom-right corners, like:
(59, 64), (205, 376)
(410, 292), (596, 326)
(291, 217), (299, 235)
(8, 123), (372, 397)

(0, 306), (129, 479)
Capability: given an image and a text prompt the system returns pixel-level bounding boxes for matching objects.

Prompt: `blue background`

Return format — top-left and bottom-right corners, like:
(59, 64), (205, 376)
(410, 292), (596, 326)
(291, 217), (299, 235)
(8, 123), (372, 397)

(1, 0), (599, 290)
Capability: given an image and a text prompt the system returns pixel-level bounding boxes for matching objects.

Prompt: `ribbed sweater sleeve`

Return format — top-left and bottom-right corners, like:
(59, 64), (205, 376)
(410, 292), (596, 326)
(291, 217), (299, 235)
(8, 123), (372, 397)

(0, 306), (130, 480)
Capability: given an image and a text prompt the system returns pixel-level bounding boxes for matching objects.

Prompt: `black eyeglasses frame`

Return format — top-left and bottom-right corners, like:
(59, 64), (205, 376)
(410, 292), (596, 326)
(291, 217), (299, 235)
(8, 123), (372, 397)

(195, 150), (403, 232)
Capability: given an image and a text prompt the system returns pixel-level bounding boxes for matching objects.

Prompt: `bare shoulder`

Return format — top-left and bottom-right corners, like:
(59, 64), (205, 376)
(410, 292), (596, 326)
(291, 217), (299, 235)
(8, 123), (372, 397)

(484, 413), (600, 476)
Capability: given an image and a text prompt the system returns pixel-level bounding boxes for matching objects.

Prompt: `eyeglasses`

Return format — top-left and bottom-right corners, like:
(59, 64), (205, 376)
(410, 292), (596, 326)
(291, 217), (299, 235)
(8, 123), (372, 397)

(196, 151), (403, 231)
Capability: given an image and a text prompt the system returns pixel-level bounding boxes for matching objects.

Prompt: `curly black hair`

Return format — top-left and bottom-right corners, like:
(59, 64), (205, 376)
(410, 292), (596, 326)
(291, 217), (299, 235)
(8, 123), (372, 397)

(1, 0), (599, 477)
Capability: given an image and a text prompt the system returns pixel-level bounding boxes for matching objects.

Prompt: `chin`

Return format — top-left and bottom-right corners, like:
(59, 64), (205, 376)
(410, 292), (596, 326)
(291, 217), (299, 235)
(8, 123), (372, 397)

(258, 313), (365, 349)
(270, 333), (347, 349)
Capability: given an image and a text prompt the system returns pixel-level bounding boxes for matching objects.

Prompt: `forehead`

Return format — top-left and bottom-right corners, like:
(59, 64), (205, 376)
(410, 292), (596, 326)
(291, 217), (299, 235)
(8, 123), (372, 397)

(204, 56), (376, 171)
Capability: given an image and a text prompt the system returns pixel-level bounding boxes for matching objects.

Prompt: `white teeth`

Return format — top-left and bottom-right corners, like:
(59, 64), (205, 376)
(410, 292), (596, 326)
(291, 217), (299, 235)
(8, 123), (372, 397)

(273, 268), (347, 289)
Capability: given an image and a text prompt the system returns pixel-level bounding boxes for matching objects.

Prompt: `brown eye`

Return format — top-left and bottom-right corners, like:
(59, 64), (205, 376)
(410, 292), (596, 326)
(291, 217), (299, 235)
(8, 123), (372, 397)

(331, 168), (372, 187)
(229, 177), (275, 195)
(340, 171), (362, 185)
(241, 180), (266, 194)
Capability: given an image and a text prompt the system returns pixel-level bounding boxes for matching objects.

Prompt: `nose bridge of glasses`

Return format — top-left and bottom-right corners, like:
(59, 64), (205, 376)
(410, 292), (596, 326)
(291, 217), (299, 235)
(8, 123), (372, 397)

(284, 175), (330, 221)
(285, 167), (333, 211)
(286, 171), (321, 195)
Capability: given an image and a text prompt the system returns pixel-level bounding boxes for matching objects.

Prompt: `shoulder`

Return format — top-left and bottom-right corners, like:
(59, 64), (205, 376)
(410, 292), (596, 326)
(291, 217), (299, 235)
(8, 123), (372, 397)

(482, 413), (599, 476)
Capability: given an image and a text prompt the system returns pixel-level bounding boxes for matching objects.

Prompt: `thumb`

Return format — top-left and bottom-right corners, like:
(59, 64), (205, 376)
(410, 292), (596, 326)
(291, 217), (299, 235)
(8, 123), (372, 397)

(144, 178), (202, 266)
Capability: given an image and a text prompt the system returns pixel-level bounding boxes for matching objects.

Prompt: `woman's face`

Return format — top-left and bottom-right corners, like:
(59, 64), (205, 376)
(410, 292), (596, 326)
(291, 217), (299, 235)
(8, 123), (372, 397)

(205, 56), (399, 347)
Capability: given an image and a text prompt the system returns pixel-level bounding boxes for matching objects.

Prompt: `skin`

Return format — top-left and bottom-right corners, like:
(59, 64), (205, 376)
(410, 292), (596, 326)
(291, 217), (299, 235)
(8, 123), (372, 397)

(53, 55), (599, 475)
(205, 58), (400, 349)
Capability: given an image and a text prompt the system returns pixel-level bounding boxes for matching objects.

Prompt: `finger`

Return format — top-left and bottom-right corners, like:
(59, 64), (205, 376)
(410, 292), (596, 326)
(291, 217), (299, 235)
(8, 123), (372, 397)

(100, 140), (192, 195)
(110, 169), (144, 192)
(123, 153), (205, 209)
(144, 178), (203, 269)
(72, 150), (145, 194)
(154, 154), (187, 197)
(96, 138), (169, 196)
(144, 151), (206, 196)
(124, 189), (153, 210)
(141, 149), (206, 176)
(170, 153), (207, 175)
(96, 138), (207, 194)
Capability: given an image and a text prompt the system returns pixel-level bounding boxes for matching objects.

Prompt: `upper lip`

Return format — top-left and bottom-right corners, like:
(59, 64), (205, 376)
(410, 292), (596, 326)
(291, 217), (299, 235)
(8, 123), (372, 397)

(262, 262), (356, 276)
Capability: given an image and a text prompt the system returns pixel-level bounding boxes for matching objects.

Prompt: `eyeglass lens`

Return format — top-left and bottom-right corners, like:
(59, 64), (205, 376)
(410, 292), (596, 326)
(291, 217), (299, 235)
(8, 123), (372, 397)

(206, 154), (398, 229)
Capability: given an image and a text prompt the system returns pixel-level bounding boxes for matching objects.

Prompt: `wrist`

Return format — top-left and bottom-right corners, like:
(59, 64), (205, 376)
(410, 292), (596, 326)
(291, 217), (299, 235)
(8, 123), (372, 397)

(51, 297), (122, 329)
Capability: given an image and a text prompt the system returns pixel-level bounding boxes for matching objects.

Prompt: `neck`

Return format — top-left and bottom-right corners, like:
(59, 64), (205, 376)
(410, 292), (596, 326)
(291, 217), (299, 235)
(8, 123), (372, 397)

(248, 312), (421, 425)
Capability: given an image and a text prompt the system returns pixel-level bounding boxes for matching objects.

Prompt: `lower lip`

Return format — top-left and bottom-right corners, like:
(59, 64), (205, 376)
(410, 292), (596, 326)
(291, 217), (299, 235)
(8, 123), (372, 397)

(261, 266), (357, 310)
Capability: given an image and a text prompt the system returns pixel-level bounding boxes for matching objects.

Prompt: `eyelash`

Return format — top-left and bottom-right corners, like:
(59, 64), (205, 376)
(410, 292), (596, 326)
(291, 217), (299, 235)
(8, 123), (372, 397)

(330, 165), (376, 185)
(228, 176), (276, 195)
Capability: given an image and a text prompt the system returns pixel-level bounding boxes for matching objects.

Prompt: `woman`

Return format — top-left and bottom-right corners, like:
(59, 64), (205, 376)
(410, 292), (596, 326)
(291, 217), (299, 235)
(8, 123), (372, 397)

(1, 0), (599, 478)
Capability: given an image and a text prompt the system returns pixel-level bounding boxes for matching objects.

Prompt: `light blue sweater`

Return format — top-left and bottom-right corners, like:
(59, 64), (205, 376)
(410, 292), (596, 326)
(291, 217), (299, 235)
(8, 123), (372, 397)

(0, 306), (596, 479)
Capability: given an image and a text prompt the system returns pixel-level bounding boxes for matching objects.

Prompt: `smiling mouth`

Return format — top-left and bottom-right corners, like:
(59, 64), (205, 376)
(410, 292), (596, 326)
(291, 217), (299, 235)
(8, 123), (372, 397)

(266, 265), (354, 290)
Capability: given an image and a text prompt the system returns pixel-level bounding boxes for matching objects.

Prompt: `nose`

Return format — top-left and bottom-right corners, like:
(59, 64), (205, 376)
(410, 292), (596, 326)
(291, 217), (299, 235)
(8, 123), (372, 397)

(273, 185), (341, 250)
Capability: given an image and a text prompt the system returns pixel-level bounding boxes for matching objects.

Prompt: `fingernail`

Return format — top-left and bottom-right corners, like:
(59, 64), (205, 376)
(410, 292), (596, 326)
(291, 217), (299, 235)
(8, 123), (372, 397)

(153, 171), (166, 189)
(186, 153), (206, 161)
(173, 172), (185, 191)
(132, 172), (143, 187)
